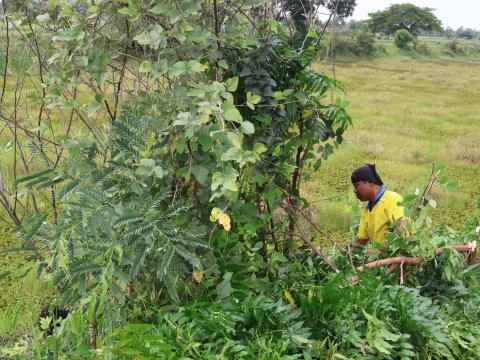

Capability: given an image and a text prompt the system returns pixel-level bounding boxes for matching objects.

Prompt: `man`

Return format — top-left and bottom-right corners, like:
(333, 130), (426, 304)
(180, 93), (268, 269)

(350, 164), (405, 250)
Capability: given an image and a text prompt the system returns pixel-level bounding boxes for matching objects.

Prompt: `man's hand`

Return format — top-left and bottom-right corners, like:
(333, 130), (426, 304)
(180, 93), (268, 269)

(348, 238), (368, 253)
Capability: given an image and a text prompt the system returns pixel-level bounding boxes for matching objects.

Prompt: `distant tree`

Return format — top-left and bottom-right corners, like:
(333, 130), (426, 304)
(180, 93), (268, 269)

(444, 27), (456, 39)
(346, 19), (367, 33)
(456, 27), (477, 40)
(368, 3), (442, 36)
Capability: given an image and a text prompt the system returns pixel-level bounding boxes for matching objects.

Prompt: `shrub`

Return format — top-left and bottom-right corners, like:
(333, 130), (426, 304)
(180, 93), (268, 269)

(394, 29), (415, 49)
(329, 34), (355, 56)
(416, 42), (431, 55)
(445, 39), (465, 54)
(329, 27), (377, 57)
(353, 25), (376, 55)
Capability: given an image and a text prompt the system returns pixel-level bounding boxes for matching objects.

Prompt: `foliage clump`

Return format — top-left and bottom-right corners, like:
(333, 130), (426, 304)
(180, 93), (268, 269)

(394, 29), (415, 49)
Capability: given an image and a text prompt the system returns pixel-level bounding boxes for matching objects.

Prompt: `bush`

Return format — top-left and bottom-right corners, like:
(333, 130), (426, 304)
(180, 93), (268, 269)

(329, 27), (377, 57)
(394, 29), (414, 49)
(353, 25), (376, 55)
(415, 42), (431, 55)
(445, 39), (465, 54)
(328, 34), (355, 56)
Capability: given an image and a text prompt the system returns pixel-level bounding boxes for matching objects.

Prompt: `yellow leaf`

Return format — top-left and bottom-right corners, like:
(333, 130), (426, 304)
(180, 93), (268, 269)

(193, 270), (204, 283)
(284, 290), (296, 308)
(210, 207), (221, 222)
(218, 212), (231, 231)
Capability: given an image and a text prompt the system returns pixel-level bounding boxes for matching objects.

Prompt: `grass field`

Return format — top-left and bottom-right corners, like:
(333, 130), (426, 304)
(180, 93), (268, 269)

(306, 58), (480, 243)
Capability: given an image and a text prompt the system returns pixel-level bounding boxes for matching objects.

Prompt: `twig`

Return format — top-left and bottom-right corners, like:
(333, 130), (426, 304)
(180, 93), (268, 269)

(285, 200), (339, 272)
(399, 260), (404, 285)
(295, 204), (335, 243)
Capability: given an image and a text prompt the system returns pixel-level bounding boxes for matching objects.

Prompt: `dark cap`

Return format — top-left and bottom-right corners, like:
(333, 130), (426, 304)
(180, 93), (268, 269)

(351, 164), (383, 186)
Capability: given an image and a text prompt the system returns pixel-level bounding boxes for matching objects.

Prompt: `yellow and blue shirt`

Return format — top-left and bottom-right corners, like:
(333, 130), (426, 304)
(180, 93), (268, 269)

(358, 189), (405, 245)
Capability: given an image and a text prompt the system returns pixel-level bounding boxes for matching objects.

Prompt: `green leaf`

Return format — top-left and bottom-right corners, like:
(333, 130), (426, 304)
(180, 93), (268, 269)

(139, 61), (153, 73)
(223, 102), (243, 123)
(133, 32), (151, 46)
(216, 272), (233, 300)
(218, 60), (228, 69)
(39, 316), (52, 331)
(211, 172), (224, 191)
(294, 92), (309, 102)
(227, 132), (242, 148)
(306, 30), (318, 39)
(187, 60), (204, 73)
(241, 121), (254, 134)
(150, 3), (167, 14)
(445, 181), (459, 192)
(118, 6), (139, 18)
(88, 6), (99, 15)
(221, 147), (242, 162)
(169, 61), (187, 76)
(253, 143), (267, 154)
(223, 166), (239, 192)
(153, 166), (164, 179)
(140, 159), (155, 168)
(247, 92), (261, 104)
(58, 6), (74, 18)
(291, 334), (310, 345)
(191, 165), (209, 185)
(225, 77), (239, 92)
(94, 93), (105, 103)
(36, 13), (51, 23)
(198, 132), (214, 150)
(434, 162), (447, 172)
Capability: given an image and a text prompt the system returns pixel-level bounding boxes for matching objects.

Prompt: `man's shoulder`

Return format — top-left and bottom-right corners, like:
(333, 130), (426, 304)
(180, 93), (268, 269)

(381, 190), (403, 204)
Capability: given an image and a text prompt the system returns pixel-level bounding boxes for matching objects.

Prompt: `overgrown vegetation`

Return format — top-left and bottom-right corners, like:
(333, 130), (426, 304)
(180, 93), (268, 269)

(0, 1), (479, 359)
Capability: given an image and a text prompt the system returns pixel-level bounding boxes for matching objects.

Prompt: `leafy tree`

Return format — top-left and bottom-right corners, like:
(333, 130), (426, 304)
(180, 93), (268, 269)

(456, 27), (478, 39)
(394, 29), (414, 49)
(444, 26), (456, 38)
(368, 3), (442, 36)
(9, 0), (350, 340)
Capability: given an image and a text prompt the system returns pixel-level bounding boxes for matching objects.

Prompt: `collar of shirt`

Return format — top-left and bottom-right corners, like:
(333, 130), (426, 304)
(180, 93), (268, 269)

(367, 187), (386, 211)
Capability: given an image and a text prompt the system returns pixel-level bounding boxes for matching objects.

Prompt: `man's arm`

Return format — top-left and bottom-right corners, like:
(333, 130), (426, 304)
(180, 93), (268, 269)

(351, 238), (369, 247)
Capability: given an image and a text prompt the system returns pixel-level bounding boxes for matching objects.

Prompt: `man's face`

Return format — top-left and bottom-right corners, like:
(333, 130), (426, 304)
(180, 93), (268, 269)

(353, 181), (371, 201)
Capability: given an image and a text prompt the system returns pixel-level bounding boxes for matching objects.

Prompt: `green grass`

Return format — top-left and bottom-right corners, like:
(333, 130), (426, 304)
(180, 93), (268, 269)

(0, 231), (53, 346)
(305, 58), (480, 243)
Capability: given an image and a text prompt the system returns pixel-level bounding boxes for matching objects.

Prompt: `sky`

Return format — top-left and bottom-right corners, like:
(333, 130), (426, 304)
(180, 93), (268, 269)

(347, 0), (479, 30)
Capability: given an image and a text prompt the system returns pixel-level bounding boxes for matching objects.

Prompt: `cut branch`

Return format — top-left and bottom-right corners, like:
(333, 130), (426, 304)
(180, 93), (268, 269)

(358, 242), (477, 272)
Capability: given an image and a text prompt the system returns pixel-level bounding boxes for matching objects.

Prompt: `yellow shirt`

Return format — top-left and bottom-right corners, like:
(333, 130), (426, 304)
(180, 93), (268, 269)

(358, 190), (405, 245)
